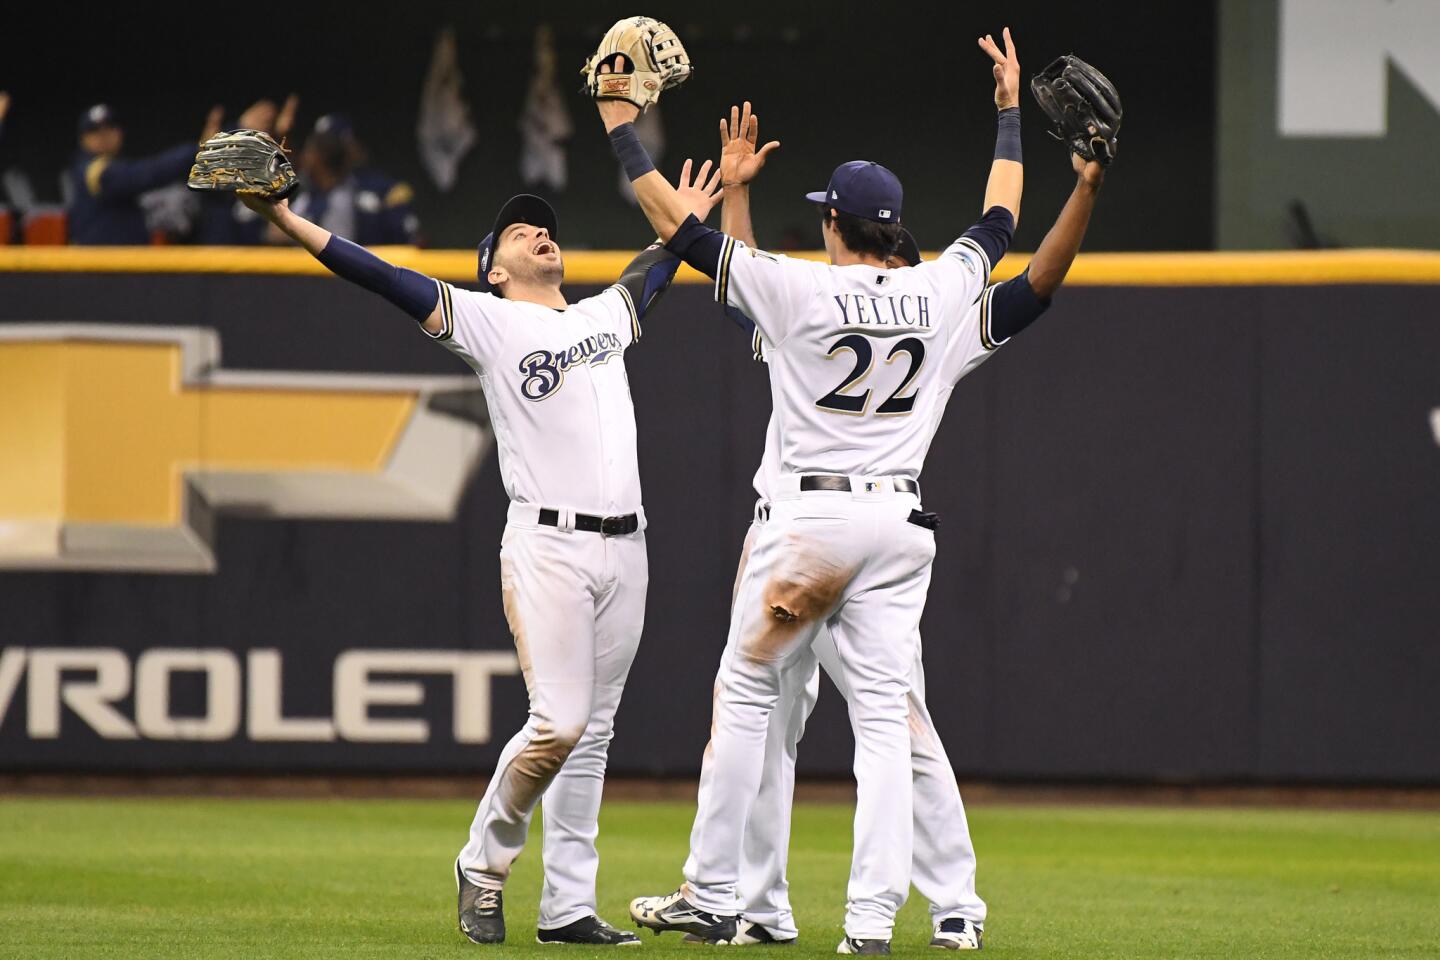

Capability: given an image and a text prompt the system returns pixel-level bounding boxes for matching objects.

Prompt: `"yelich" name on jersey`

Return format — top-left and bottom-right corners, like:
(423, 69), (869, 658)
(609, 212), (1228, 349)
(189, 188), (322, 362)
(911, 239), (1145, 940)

(833, 293), (932, 328)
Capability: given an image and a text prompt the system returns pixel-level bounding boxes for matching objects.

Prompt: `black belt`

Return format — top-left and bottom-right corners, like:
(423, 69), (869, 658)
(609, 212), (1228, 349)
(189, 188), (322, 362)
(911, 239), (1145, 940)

(537, 508), (639, 536)
(799, 474), (919, 495)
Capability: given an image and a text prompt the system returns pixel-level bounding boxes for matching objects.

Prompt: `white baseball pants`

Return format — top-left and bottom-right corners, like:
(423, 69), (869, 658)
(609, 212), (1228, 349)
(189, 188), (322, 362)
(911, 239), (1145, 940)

(457, 511), (647, 929)
(741, 585), (986, 936)
(684, 478), (934, 940)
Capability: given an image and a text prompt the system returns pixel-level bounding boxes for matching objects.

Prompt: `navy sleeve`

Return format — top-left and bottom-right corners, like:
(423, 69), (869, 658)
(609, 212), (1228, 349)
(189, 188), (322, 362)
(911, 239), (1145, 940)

(959, 206), (1016, 277)
(664, 214), (727, 279)
(615, 243), (682, 320)
(987, 267), (1051, 343)
(94, 143), (196, 199)
(316, 235), (439, 322)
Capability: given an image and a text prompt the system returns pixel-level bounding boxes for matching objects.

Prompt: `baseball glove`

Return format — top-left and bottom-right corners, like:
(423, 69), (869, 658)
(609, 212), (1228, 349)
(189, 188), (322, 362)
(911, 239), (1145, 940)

(1030, 55), (1122, 166)
(187, 129), (299, 200)
(580, 16), (692, 111)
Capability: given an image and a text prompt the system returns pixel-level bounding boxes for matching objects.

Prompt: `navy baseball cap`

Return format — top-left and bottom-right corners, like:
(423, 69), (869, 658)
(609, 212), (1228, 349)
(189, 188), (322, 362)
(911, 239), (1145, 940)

(805, 160), (903, 223)
(893, 228), (922, 266)
(476, 194), (560, 293)
(78, 103), (118, 133)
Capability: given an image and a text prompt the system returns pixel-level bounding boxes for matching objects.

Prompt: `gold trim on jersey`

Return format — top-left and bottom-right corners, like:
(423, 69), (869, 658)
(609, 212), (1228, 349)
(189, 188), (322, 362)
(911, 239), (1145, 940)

(979, 285), (1002, 351)
(419, 280), (455, 341)
(84, 157), (111, 197)
(715, 236), (738, 306)
(611, 283), (641, 343)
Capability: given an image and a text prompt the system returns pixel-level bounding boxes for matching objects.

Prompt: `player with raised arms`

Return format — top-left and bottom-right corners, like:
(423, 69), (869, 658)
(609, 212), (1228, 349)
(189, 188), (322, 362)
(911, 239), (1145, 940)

(195, 49), (717, 940)
(681, 85), (1111, 951)
(586, 23), (1109, 953)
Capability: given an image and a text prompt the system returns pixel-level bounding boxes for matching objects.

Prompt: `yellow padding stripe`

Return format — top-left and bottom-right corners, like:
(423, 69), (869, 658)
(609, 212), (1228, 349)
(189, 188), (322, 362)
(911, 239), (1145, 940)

(3, 247), (1440, 286)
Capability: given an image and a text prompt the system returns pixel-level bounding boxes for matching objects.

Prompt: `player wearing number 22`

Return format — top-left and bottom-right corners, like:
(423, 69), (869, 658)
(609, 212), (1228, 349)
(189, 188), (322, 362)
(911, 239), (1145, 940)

(596, 26), (1109, 954)
(236, 159), (724, 943)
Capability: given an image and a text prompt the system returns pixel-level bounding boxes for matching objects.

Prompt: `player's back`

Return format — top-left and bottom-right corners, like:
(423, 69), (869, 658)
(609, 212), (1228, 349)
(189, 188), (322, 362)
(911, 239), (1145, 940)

(720, 236), (997, 480)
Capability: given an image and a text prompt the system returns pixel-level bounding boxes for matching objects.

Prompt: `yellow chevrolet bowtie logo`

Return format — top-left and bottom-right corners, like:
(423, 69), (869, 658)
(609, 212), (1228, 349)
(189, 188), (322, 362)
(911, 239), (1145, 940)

(0, 325), (489, 572)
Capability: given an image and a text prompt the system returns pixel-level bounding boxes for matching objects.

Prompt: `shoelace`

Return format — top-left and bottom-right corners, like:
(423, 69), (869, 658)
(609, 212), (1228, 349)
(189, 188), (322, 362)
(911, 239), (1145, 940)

(474, 888), (501, 911)
(938, 919), (972, 935)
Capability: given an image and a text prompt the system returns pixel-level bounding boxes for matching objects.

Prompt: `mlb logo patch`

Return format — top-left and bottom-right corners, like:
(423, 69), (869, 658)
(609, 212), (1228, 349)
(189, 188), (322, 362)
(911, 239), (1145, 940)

(865, 481), (879, 492)
(878, 209), (892, 219)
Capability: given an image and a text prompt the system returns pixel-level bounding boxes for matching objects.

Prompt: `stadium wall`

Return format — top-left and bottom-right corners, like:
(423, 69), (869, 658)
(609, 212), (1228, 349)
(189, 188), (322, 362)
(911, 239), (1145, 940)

(1, 251), (1438, 783)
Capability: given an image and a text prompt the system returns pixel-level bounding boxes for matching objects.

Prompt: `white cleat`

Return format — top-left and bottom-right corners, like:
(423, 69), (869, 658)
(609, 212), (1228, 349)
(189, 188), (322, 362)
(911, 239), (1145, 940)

(629, 887), (738, 942)
(930, 918), (983, 950)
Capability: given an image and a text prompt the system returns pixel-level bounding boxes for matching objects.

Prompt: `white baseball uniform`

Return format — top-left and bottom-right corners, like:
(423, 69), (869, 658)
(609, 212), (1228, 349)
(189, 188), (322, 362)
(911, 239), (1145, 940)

(683, 234), (1003, 939)
(735, 415), (986, 940)
(433, 279), (650, 930)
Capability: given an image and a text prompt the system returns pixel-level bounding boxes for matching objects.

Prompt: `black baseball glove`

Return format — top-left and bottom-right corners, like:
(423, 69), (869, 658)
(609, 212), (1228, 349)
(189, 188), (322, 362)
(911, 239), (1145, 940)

(187, 129), (299, 200)
(1030, 55), (1121, 166)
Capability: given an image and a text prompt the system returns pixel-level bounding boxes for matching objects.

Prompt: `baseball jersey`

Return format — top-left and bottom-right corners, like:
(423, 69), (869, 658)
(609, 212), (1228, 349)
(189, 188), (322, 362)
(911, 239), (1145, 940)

(426, 282), (645, 515)
(718, 235), (1003, 480)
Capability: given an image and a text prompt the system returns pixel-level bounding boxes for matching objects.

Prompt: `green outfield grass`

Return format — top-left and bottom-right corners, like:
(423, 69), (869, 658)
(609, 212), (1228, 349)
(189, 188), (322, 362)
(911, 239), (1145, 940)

(1, 797), (1437, 958)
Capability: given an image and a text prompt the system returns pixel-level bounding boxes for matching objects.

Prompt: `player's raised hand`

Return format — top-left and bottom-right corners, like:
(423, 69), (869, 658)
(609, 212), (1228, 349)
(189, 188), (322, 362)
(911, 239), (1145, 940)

(675, 158), (724, 223)
(978, 27), (1020, 111)
(719, 101), (780, 187)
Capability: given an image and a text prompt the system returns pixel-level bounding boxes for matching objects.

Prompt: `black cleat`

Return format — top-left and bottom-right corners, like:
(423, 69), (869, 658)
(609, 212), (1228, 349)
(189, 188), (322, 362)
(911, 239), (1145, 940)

(684, 918), (797, 946)
(629, 888), (738, 941)
(537, 915), (641, 946)
(456, 860), (505, 944)
(837, 937), (891, 955)
(930, 917), (983, 950)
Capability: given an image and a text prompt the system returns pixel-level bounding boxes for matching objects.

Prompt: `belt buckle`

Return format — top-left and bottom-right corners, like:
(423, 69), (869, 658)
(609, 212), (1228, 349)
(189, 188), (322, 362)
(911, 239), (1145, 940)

(600, 515), (627, 536)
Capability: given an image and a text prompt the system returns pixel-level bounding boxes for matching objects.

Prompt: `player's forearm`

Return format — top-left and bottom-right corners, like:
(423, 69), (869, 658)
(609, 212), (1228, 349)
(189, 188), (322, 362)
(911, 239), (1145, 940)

(269, 203), (332, 256)
(601, 117), (691, 242)
(629, 170), (693, 242)
(265, 202), (441, 326)
(981, 108), (1023, 225)
(721, 183), (758, 249)
(1026, 173), (1102, 299)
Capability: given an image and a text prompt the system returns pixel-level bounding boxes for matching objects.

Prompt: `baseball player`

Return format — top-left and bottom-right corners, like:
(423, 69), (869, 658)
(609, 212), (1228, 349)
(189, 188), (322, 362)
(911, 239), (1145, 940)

(708, 102), (985, 949)
(592, 27), (1102, 952)
(237, 161), (722, 946)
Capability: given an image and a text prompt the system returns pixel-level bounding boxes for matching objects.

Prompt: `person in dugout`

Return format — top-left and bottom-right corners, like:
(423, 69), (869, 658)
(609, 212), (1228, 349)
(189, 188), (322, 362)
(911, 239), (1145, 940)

(66, 103), (220, 245)
(281, 114), (419, 246)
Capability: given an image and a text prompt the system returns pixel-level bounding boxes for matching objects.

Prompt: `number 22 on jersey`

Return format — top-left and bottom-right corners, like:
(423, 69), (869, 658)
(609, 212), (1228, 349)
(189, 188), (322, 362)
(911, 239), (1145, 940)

(815, 334), (926, 418)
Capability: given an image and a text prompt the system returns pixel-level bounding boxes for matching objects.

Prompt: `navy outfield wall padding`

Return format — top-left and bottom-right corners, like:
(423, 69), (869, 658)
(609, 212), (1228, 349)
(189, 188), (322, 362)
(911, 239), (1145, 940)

(0, 275), (1437, 783)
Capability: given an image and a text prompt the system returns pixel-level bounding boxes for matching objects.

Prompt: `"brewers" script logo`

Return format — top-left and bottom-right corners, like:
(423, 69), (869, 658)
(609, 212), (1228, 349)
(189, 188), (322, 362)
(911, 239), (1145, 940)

(518, 331), (624, 401)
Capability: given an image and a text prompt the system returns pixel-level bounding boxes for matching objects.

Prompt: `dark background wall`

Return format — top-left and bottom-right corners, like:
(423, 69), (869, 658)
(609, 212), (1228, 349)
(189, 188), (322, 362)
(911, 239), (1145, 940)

(0, 1), (1214, 251)
(2, 272), (1438, 783)
(1218, 0), (1440, 249)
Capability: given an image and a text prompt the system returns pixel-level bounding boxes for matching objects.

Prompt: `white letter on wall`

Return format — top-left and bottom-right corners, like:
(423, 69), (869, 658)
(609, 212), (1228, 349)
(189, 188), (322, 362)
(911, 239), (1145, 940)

(135, 649), (241, 741)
